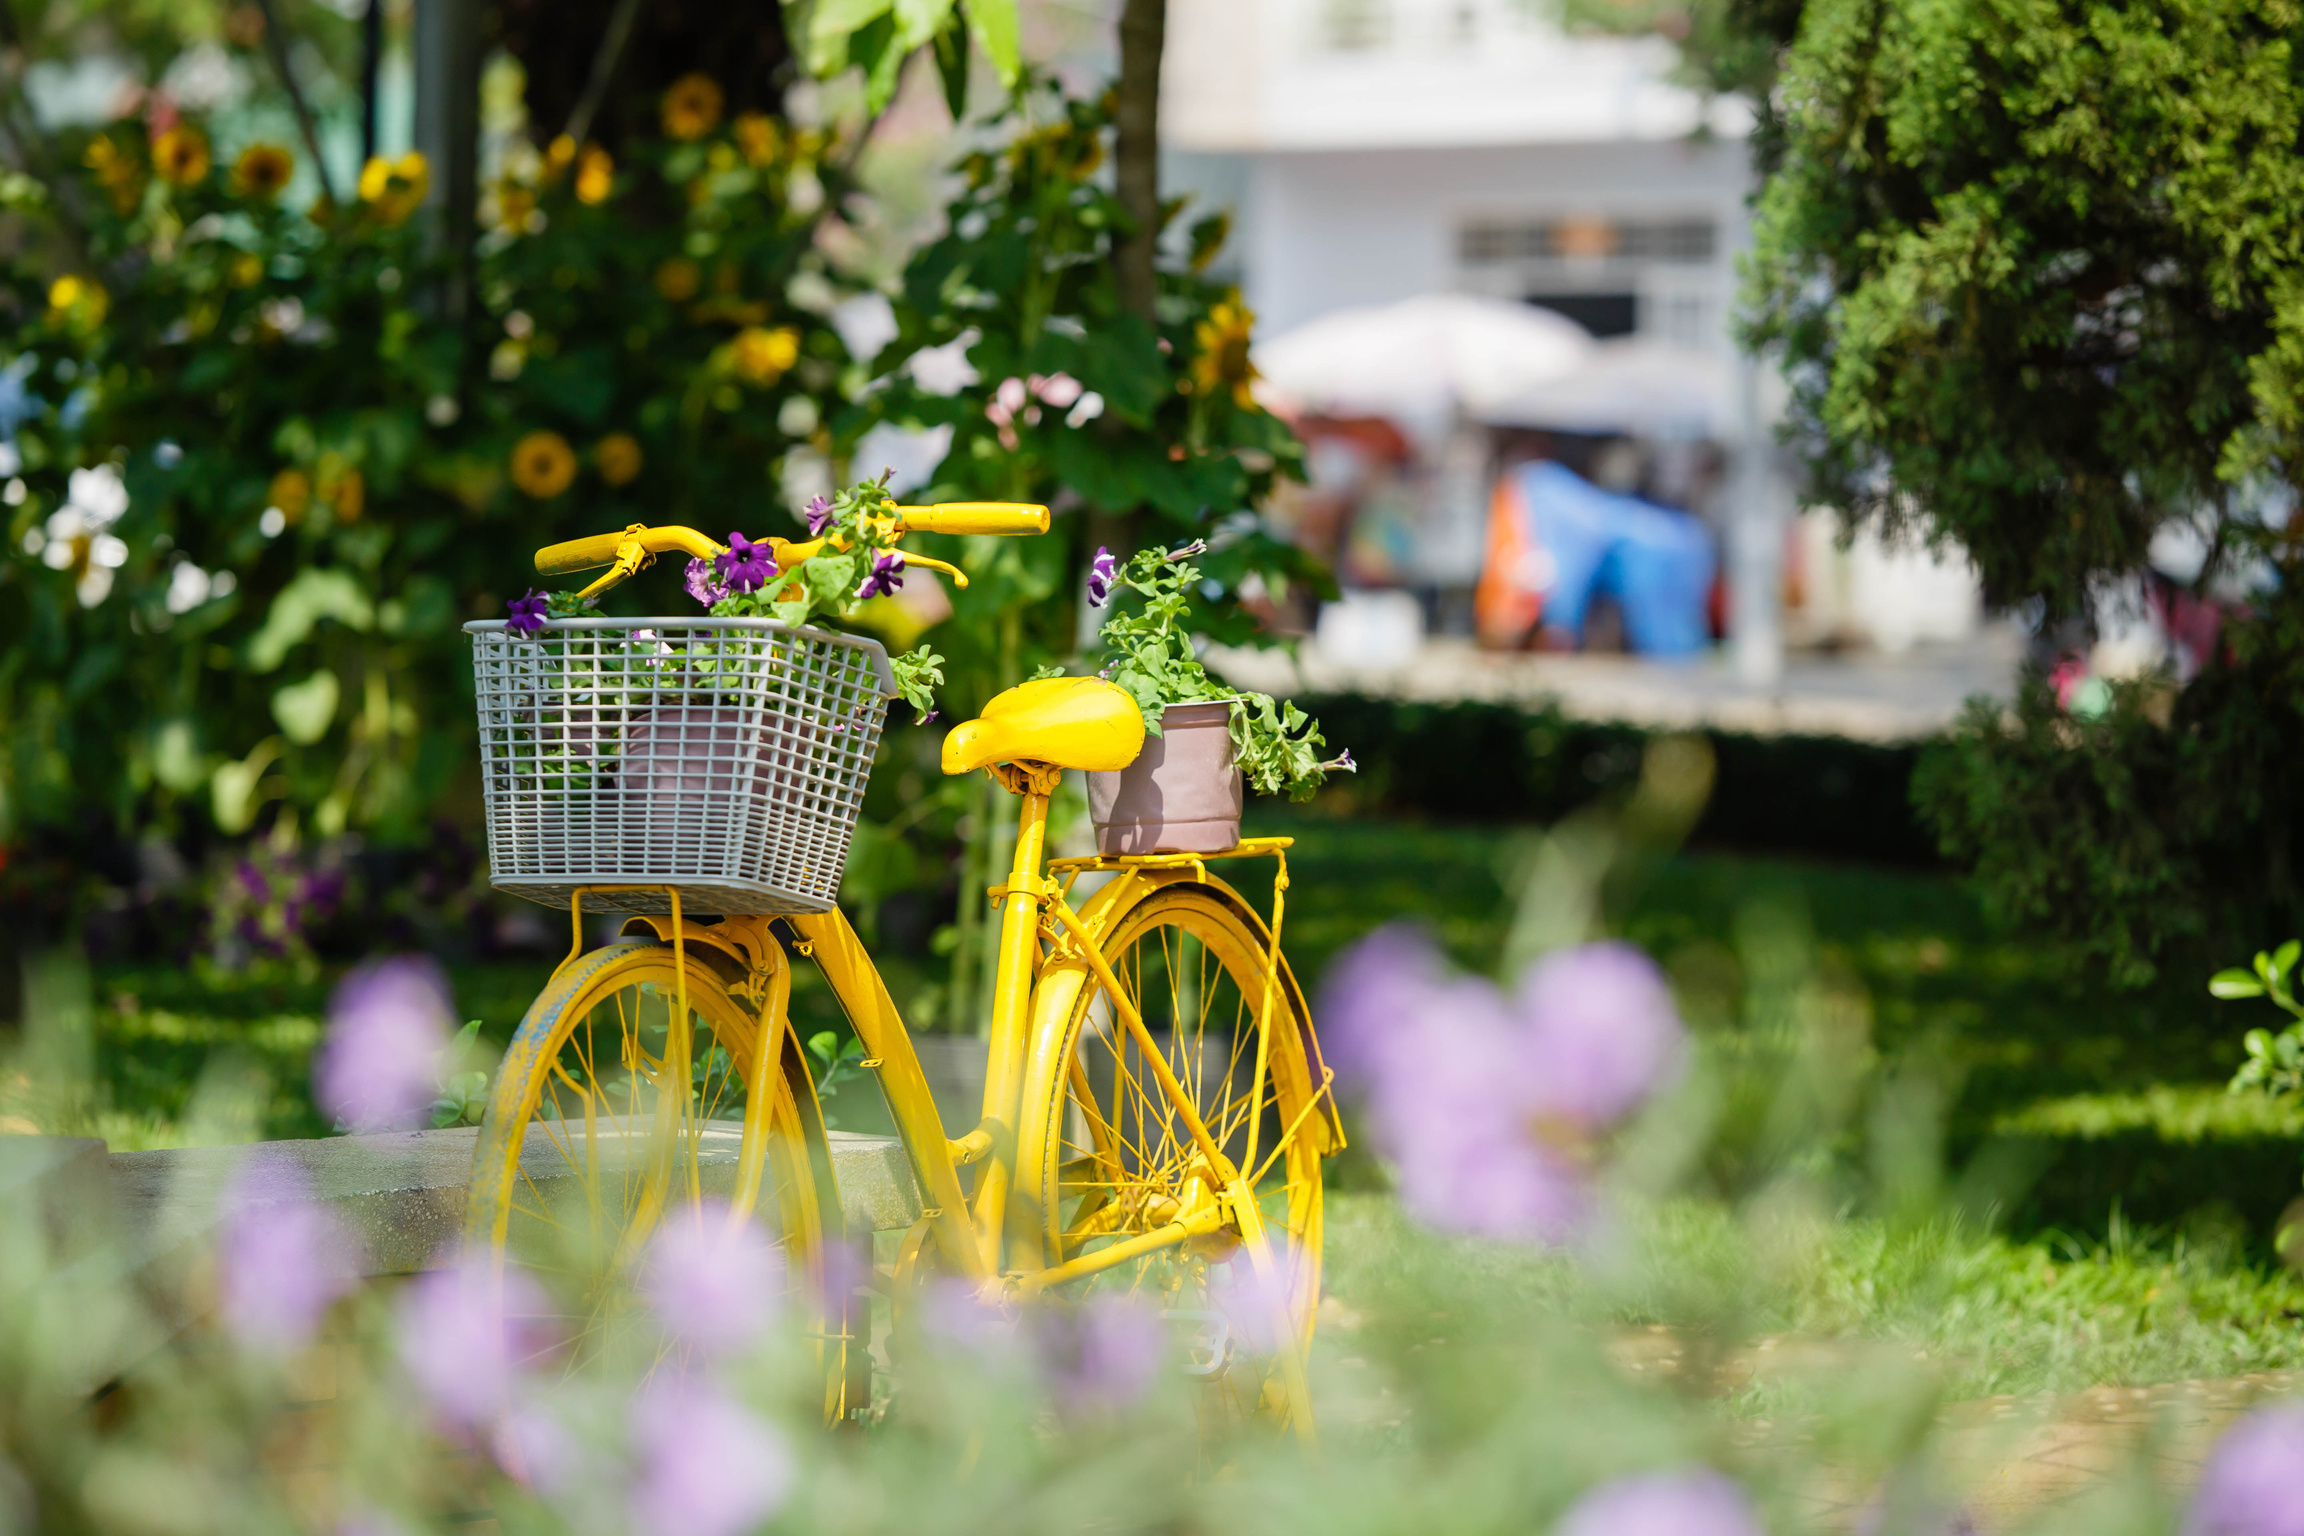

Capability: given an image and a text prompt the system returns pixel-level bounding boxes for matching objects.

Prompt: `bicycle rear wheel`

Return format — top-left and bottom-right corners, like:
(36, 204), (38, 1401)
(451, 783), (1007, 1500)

(464, 936), (847, 1412)
(1016, 883), (1331, 1437)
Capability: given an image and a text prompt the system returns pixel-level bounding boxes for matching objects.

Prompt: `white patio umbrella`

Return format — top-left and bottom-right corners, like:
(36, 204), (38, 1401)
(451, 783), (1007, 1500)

(1252, 293), (1594, 423)
(1479, 337), (1737, 439)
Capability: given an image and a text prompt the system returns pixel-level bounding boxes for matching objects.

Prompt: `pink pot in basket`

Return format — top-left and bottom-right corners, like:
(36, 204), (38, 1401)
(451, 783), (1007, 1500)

(1088, 701), (1242, 856)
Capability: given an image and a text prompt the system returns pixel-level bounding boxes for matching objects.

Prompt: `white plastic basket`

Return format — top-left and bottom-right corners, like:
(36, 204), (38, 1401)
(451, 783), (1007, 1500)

(466, 617), (898, 916)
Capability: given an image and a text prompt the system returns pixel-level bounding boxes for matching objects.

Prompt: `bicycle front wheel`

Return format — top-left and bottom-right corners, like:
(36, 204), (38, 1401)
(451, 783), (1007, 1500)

(1016, 882), (1331, 1435)
(464, 936), (844, 1406)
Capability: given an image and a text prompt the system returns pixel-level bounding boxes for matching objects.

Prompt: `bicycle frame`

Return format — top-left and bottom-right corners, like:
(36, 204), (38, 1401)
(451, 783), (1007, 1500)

(582, 771), (1330, 1295)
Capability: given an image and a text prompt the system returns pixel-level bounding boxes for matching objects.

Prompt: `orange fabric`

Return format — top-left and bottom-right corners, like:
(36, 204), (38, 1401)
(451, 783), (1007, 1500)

(1475, 473), (1542, 648)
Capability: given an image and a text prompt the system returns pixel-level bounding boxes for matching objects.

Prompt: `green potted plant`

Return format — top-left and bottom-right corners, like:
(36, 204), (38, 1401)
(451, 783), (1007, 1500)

(1077, 541), (1352, 854)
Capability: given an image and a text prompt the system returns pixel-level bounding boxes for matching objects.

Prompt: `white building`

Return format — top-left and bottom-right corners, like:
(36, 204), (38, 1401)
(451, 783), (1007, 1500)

(1160, 0), (1754, 355)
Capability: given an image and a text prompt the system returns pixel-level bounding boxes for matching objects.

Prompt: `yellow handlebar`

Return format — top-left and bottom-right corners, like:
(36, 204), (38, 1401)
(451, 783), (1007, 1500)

(534, 525), (729, 575)
(530, 503), (1048, 603)
(892, 503), (1050, 536)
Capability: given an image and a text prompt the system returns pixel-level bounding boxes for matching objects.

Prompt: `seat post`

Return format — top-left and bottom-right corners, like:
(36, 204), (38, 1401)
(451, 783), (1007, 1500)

(970, 760), (1062, 1267)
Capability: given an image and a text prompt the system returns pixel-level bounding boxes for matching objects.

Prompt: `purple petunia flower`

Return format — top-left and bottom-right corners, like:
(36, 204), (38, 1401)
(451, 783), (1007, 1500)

(714, 532), (775, 594)
(626, 1376), (795, 1536)
(1556, 1470), (1764, 1536)
(2186, 1403), (2304, 1536)
(1033, 1295), (1165, 1412)
(641, 1199), (785, 1356)
(856, 547), (905, 601)
(683, 557), (729, 608)
(1318, 926), (1685, 1243)
(313, 956), (453, 1133)
(506, 589), (548, 636)
(1208, 1243), (1311, 1356)
(217, 1157), (358, 1353)
(803, 495), (834, 536)
(1088, 545), (1118, 607)
(394, 1254), (554, 1430)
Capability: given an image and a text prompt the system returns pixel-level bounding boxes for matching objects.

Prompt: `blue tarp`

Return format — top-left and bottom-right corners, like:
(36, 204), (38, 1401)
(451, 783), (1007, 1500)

(1512, 460), (1715, 657)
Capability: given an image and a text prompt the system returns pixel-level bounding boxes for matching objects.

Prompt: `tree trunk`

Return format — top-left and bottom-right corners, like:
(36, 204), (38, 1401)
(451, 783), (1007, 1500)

(1112, 0), (1166, 322)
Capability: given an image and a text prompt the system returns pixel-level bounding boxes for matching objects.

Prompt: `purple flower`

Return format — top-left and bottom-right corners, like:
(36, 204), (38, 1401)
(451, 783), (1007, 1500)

(684, 557), (729, 607)
(394, 1255), (554, 1429)
(1322, 748), (1356, 773)
(625, 1376), (794, 1536)
(217, 1157), (358, 1352)
(641, 1199), (785, 1356)
(1558, 1470), (1763, 1536)
(803, 495), (834, 536)
(918, 1279), (1020, 1363)
(507, 589), (548, 636)
(1317, 928), (1685, 1242)
(1033, 1296), (1164, 1411)
(1518, 941), (1687, 1128)
(492, 1402), (579, 1493)
(856, 548), (905, 600)
(1088, 545), (1118, 607)
(313, 956), (453, 1133)
(2186, 1404), (2304, 1536)
(714, 532), (775, 594)
(1208, 1245), (1310, 1357)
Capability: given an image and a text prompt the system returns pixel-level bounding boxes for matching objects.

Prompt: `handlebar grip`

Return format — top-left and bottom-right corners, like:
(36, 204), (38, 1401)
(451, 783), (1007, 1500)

(894, 503), (1050, 536)
(535, 532), (630, 575)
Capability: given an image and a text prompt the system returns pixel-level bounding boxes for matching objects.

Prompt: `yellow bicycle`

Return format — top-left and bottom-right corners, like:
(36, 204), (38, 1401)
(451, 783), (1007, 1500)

(459, 505), (1339, 1437)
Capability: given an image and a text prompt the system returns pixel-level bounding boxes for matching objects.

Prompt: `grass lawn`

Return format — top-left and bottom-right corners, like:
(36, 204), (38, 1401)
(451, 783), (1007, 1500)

(27, 809), (2304, 1397)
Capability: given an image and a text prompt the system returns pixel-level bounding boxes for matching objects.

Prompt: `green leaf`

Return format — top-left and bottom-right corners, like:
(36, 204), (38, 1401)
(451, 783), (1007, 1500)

(2211, 970), (2266, 999)
(932, 18), (971, 120)
(958, 0), (1019, 84)
(806, 0), (896, 75)
(270, 670), (340, 745)
(244, 569), (375, 673)
(2273, 939), (2299, 978)
(809, 1029), (839, 1062)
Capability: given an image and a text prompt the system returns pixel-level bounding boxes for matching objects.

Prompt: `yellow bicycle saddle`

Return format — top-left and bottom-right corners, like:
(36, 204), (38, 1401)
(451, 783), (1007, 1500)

(940, 676), (1146, 775)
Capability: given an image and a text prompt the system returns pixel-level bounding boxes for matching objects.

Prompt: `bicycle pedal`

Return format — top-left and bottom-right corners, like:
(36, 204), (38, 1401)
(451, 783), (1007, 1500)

(1162, 1308), (1231, 1376)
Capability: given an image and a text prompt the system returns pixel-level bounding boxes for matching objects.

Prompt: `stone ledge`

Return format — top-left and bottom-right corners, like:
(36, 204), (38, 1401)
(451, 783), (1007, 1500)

(104, 1123), (922, 1280)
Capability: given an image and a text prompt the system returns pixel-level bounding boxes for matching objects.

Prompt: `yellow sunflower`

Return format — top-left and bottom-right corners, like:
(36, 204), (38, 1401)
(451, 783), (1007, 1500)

(574, 145), (614, 206)
(661, 73), (725, 141)
(358, 151), (430, 225)
(654, 257), (701, 303)
(230, 143), (294, 199)
(732, 112), (778, 168)
(267, 467), (312, 523)
(84, 135), (145, 212)
(151, 125), (212, 188)
(595, 433), (643, 487)
(1189, 298), (1259, 410)
(47, 274), (108, 329)
(510, 431), (578, 499)
(728, 326), (799, 387)
(317, 458), (364, 522)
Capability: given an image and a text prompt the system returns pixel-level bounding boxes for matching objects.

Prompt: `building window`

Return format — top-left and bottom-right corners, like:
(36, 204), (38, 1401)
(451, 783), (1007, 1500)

(1524, 293), (1638, 338)
(1460, 217), (1716, 265)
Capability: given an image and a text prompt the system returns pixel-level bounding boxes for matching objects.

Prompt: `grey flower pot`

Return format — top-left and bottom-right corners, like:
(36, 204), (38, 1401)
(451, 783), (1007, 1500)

(1088, 701), (1243, 856)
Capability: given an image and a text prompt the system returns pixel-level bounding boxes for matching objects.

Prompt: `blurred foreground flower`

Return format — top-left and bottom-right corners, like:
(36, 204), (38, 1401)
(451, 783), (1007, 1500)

(642, 1200), (783, 1356)
(625, 1376), (793, 1536)
(2186, 1402), (2304, 1536)
(1321, 927), (1684, 1241)
(217, 1158), (357, 1352)
(1032, 1296), (1164, 1412)
(395, 1256), (553, 1429)
(314, 957), (455, 1132)
(1556, 1468), (1763, 1536)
